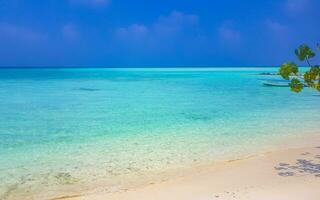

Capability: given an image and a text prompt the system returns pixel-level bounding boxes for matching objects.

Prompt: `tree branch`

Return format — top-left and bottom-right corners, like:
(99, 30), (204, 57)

(306, 57), (312, 67)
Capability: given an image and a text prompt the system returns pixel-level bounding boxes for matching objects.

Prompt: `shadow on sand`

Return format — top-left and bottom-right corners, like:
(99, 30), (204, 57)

(274, 147), (320, 177)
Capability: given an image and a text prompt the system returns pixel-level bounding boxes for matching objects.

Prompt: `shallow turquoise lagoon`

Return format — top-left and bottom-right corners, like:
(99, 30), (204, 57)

(0, 68), (319, 197)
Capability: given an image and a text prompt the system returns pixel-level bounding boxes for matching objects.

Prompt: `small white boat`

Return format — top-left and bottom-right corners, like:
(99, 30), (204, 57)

(260, 79), (308, 87)
(262, 80), (290, 87)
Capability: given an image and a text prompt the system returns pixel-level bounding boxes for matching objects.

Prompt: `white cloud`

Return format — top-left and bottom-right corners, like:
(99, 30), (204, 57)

(264, 20), (292, 47)
(284, 0), (311, 15)
(115, 24), (148, 40)
(62, 24), (80, 41)
(0, 23), (47, 43)
(153, 11), (198, 37)
(266, 20), (288, 35)
(114, 11), (199, 42)
(218, 21), (241, 45)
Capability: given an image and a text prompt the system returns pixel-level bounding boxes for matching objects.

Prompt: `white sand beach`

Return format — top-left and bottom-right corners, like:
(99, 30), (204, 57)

(57, 135), (320, 200)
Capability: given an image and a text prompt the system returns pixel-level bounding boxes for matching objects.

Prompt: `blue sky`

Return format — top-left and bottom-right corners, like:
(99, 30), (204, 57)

(0, 0), (319, 67)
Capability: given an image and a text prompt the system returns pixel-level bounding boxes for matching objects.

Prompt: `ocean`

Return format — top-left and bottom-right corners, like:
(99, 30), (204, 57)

(0, 67), (319, 199)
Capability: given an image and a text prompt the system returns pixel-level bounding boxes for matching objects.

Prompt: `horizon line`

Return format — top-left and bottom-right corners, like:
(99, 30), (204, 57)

(0, 65), (284, 69)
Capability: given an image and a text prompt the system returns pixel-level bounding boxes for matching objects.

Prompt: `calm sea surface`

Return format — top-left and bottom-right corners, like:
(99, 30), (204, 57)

(0, 68), (319, 199)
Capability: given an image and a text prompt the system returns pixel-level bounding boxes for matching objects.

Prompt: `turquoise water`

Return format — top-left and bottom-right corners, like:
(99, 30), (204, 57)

(0, 68), (319, 199)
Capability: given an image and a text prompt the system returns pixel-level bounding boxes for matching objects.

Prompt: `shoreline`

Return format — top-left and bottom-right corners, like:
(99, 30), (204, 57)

(56, 134), (320, 200)
(2, 134), (319, 200)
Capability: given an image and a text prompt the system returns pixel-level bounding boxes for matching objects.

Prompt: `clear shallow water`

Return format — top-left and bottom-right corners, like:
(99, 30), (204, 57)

(0, 68), (319, 199)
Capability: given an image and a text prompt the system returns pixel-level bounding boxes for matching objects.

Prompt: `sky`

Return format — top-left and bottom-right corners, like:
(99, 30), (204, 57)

(0, 0), (319, 67)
